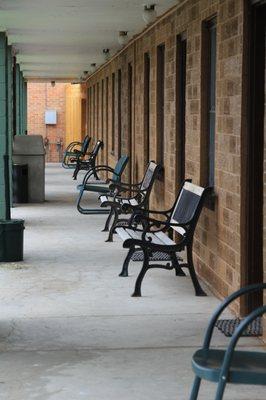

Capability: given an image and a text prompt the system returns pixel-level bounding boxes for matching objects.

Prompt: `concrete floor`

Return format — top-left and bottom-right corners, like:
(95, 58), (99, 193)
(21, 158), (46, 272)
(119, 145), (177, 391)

(0, 163), (265, 400)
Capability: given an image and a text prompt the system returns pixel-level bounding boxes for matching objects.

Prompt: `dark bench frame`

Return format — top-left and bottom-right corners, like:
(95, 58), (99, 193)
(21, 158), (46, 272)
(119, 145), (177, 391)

(73, 139), (103, 180)
(118, 181), (212, 297)
(99, 161), (161, 242)
(62, 135), (91, 169)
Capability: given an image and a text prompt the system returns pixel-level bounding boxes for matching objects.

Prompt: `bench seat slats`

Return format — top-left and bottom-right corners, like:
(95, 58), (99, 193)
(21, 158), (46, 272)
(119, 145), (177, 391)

(116, 227), (176, 247)
(100, 195), (108, 203)
(154, 231), (176, 245)
(121, 199), (138, 206)
(100, 196), (139, 206)
(116, 227), (131, 241)
(124, 229), (162, 245)
(171, 226), (186, 236)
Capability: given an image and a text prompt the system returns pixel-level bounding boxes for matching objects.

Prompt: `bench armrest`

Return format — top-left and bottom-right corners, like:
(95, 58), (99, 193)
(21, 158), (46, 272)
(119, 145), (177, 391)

(82, 166), (117, 185)
(218, 305), (266, 382)
(108, 181), (141, 191)
(65, 141), (82, 152)
(202, 283), (266, 349)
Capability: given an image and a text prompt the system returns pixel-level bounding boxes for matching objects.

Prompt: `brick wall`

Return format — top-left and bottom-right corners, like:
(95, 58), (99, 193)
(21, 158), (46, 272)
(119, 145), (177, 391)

(27, 82), (67, 162)
(85, 0), (254, 311)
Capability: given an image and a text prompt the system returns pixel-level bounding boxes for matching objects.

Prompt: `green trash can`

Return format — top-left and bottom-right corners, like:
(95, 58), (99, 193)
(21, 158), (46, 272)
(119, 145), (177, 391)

(0, 219), (25, 262)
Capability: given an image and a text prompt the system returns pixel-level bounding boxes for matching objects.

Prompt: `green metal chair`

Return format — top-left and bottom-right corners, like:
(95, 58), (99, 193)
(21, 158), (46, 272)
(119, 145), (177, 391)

(76, 155), (129, 215)
(190, 282), (266, 400)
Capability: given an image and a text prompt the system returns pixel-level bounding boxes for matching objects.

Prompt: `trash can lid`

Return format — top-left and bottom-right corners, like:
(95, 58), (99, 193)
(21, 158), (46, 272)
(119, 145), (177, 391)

(13, 135), (45, 155)
(0, 219), (25, 225)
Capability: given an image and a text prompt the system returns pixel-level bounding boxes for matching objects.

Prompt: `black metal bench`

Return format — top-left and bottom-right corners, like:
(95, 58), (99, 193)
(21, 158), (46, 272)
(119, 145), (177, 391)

(115, 181), (212, 297)
(62, 135), (91, 169)
(76, 155), (129, 215)
(72, 139), (103, 180)
(99, 161), (161, 242)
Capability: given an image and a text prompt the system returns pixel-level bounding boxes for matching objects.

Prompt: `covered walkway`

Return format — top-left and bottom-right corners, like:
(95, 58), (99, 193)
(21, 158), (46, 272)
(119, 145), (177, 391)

(0, 164), (264, 399)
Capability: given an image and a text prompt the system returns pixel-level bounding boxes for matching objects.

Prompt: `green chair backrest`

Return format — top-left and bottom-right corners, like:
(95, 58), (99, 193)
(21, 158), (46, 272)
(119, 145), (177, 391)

(112, 155), (129, 182)
(80, 135), (90, 155)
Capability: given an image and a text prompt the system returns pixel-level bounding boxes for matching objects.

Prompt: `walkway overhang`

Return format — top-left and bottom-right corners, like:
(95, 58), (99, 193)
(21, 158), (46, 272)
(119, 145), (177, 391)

(0, 0), (178, 82)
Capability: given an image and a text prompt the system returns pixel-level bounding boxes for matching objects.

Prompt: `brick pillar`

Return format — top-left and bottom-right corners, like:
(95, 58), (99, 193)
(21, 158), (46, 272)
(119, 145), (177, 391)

(23, 80), (27, 134)
(0, 33), (8, 219)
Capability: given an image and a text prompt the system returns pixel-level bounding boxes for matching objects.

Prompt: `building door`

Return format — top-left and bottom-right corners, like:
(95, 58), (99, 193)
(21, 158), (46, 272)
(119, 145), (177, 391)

(241, 1), (265, 314)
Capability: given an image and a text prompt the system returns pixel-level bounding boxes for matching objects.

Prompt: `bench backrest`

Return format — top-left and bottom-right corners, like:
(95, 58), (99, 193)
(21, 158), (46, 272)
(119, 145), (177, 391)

(170, 181), (211, 237)
(112, 155), (129, 182)
(81, 135), (91, 155)
(137, 161), (161, 204)
(140, 161), (160, 191)
(91, 140), (103, 160)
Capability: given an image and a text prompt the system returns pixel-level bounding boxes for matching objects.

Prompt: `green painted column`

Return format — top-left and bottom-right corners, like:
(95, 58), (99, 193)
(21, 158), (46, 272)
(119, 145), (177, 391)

(15, 63), (20, 135)
(0, 32), (8, 219)
(7, 46), (13, 203)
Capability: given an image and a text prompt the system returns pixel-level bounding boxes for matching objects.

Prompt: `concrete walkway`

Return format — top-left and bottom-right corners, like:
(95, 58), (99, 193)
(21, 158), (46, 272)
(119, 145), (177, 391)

(0, 164), (265, 400)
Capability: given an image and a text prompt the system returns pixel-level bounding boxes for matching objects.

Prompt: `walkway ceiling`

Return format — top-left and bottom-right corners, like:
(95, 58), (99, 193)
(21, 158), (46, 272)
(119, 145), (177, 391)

(0, 0), (178, 81)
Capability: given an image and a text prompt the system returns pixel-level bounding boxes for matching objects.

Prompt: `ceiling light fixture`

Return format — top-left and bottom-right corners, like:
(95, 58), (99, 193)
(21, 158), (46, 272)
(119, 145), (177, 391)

(90, 63), (96, 72)
(118, 31), (128, 46)
(103, 48), (110, 61)
(142, 4), (157, 24)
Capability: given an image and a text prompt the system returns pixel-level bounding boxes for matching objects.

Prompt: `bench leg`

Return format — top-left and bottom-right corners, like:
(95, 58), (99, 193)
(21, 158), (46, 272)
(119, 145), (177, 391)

(189, 376), (202, 400)
(215, 379), (227, 400)
(106, 208), (119, 242)
(132, 249), (149, 297)
(102, 209), (113, 232)
(72, 162), (79, 180)
(187, 243), (207, 296)
(76, 188), (85, 213)
(171, 253), (186, 277)
(119, 247), (135, 277)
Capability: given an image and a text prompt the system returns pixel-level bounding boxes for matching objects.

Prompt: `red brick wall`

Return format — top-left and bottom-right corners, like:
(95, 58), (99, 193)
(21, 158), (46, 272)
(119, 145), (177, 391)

(27, 82), (67, 162)
(85, 0), (249, 312)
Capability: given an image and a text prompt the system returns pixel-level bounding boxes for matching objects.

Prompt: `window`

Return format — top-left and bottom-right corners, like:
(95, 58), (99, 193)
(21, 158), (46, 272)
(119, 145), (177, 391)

(105, 76), (109, 161)
(117, 69), (122, 157)
(89, 87), (93, 136)
(87, 87), (91, 135)
(128, 63), (133, 182)
(144, 52), (150, 166)
(156, 43), (165, 169)
(96, 82), (100, 136)
(201, 17), (217, 188)
(176, 34), (187, 183)
(101, 79), (104, 141)
(93, 84), (96, 137)
(111, 72), (115, 153)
